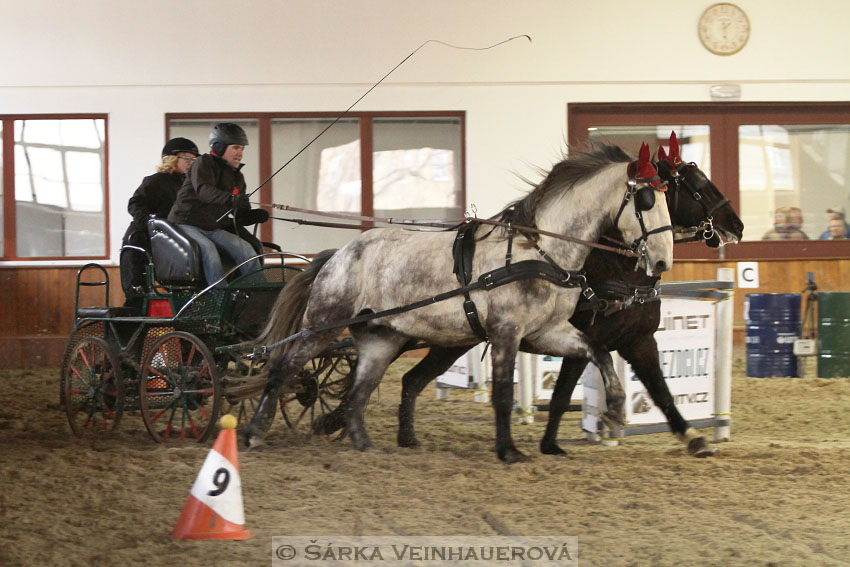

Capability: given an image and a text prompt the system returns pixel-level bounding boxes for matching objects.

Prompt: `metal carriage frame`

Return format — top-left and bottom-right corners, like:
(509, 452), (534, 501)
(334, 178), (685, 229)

(61, 246), (356, 444)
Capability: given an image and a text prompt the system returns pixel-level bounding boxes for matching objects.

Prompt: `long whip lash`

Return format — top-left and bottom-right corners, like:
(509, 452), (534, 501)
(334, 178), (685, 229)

(249, 34), (532, 198)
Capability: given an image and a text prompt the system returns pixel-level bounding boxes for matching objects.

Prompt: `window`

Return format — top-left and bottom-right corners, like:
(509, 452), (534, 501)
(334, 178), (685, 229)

(1, 115), (108, 260)
(568, 103), (850, 259)
(168, 112), (465, 254)
(737, 124), (850, 243)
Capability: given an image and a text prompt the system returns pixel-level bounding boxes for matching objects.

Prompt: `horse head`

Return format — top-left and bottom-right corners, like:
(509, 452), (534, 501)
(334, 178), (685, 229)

(615, 142), (674, 277)
(655, 131), (744, 247)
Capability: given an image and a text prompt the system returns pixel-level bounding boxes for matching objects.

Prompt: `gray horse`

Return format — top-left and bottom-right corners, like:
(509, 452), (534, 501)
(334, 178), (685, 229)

(245, 143), (674, 463)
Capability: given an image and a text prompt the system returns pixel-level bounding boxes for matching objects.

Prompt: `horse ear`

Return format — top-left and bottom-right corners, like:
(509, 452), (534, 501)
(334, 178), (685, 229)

(668, 130), (682, 164)
(638, 142), (650, 166)
(636, 142), (665, 190)
(656, 145), (668, 162)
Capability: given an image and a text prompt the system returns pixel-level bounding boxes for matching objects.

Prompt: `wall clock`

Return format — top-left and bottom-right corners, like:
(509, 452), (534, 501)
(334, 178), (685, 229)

(698, 3), (750, 56)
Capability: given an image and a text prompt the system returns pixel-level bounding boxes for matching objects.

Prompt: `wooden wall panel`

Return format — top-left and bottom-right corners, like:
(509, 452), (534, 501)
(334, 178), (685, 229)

(668, 258), (850, 348)
(1, 266), (122, 366)
(1, 260), (848, 366)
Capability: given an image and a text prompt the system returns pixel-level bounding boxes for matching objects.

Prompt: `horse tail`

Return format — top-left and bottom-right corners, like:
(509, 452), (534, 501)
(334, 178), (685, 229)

(227, 249), (338, 401)
(255, 248), (338, 353)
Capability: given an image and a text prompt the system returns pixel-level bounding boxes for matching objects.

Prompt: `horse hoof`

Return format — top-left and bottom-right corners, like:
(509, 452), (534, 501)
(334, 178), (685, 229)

(311, 415), (328, 435)
(313, 413), (345, 436)
(540, 441), (567, 456)
(688, 437), (717, 458)
(397, 435), (420, 448)
(242, 425), (265, 450)
(500, 448), (531, 464)
(246, 435), (266, 451)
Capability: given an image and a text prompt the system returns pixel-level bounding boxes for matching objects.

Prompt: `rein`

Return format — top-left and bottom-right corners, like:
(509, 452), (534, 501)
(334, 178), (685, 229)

(249, 157), (673, 355)
(251, 257), (600, 357)
(266, 203), (642, 258)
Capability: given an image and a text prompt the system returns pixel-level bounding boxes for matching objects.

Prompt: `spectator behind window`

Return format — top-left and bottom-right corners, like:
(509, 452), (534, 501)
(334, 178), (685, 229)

(818, 206), (850, 239)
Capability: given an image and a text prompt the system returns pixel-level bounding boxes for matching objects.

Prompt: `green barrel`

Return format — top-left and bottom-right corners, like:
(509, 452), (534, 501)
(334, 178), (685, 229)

(818, 292), (850, 377)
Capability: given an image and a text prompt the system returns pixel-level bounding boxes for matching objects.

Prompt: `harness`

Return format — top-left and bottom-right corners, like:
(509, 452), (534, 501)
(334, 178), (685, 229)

(574, 279), (662, 319)
(605, 162), (674, 261)
(450, 162), (671, 340)
(252, 160), (671, 356)
(666, 161), (730, 243)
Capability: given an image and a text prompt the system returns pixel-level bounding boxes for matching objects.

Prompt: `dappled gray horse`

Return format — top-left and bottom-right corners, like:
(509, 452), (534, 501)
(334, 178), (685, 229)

(245, 143), (674, 463)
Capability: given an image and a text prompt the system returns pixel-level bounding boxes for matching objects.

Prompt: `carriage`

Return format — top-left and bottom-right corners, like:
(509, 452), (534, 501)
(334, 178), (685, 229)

(60, 217), (356, 443)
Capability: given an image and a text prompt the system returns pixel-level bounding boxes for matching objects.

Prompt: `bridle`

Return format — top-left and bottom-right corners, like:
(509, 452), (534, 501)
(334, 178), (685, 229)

(663, 161), (730, 243)
(609, 161), (674, 262)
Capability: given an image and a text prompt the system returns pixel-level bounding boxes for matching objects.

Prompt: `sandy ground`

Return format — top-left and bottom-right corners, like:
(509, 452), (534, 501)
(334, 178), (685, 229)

(1, 355), (849, 567)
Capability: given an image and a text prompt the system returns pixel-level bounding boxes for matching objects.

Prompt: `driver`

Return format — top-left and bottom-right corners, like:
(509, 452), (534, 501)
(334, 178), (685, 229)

(167, 123), (269, 287)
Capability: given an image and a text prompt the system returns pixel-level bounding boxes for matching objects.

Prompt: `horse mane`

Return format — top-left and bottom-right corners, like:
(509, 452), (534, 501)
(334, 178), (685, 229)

(498, 144), (633, 230)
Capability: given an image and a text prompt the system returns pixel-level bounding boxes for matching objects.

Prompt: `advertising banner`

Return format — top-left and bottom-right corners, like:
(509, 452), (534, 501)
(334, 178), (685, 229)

(582, 297), (716, 432)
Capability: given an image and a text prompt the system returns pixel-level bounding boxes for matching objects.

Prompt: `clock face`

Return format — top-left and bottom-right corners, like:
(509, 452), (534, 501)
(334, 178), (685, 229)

(698, 3), (750, 55)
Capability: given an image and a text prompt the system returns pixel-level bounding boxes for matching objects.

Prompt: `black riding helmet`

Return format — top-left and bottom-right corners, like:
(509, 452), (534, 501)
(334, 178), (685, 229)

(161, 137), (200, 157)
(209, 123), (249, 156)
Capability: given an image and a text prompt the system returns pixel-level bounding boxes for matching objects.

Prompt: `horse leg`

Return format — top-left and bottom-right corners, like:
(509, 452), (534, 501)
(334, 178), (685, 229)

(587, 347), (626, 430)
(243, 332), (337, 449)
(539, 357), (588, 456)
(524, 327), (625, 440)
(345, 325), (409, 451)
(619, 339), (716, 457)
(398, 345), (472, 448)
(488, 335), (528, 464)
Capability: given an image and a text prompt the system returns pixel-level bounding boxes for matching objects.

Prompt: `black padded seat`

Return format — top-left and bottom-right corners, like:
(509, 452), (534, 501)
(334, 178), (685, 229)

(76, 306), (139, 319)
(147, 218), (204, 286)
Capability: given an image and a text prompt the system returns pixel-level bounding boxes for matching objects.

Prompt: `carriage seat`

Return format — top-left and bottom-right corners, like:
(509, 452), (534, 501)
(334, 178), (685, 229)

(147, 217), (205, 286)
(76, 306), (139, 319)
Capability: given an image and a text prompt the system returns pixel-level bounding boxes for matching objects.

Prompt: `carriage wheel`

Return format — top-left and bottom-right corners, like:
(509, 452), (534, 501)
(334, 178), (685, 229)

(279, 344), (356, 435)
(139, 331), (221, 443)
(219, 353), (267, 430)
(62, 337), (124, 437)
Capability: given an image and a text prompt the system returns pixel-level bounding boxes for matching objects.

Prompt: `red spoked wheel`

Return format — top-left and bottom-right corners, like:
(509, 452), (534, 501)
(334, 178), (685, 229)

(279, 345), (356, 436)
(139, 331), (221, 443)
(219, 353), (267, 430)
(62, 337), (124, 436)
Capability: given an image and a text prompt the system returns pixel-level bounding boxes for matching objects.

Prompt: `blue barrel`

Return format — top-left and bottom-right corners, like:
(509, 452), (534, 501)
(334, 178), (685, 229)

(745, 293), (801, 377)
(817, 292), (850, 377)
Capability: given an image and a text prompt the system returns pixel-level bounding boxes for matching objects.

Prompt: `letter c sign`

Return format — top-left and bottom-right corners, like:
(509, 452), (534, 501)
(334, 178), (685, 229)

(737, 262), (759, 289)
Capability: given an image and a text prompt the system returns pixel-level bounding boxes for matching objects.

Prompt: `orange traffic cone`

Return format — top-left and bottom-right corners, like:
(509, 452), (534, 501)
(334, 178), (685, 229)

(171, 415), (252, 540)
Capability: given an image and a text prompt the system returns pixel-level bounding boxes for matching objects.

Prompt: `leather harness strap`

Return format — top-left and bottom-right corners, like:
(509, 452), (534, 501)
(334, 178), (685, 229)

(574, 278), (661, 317)
(254, 257), (596, 356)
(452, 222), (490, 341)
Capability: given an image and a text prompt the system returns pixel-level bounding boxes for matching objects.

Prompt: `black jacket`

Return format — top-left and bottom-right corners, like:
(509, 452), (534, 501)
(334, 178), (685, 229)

(167, 153), (250, 231)
(122, 171), (185, 245)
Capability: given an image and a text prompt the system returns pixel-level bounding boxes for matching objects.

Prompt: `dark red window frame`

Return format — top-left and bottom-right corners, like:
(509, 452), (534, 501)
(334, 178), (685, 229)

(568, 102), (850, 260)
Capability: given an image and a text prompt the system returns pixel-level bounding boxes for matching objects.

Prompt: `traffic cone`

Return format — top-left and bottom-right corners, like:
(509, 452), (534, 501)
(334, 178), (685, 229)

(171, 415), (252, 540)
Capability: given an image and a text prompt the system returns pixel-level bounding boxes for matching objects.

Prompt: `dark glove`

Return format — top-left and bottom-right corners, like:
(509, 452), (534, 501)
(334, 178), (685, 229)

(237, 208), (270, 226)
(229, 192), (250, 212)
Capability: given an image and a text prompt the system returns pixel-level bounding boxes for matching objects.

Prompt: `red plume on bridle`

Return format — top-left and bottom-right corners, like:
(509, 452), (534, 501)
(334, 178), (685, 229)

(636, 142), (666, 190)
(657, 130), (684, 166)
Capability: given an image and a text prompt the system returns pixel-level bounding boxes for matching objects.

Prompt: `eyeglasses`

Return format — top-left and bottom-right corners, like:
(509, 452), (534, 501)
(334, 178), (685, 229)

(178, 155), (197, 162)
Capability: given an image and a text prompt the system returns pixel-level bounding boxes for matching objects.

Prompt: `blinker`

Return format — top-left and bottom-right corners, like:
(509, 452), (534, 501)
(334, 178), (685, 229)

(635, 186), (656, 212)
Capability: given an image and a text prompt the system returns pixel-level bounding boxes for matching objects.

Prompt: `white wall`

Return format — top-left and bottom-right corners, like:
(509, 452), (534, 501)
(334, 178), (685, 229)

(3, 0), (850, 264)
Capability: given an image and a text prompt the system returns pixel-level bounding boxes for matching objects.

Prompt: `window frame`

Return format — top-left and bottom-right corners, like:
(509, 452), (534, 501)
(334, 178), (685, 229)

(568, 102), (850, 260)
(166, 111), (466, 247)
(1, 113), (110, 261)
